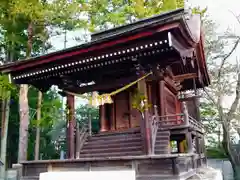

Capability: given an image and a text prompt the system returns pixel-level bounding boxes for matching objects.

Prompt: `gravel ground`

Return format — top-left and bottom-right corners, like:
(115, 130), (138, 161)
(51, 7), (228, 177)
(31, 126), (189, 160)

(187, 166), (223, 180)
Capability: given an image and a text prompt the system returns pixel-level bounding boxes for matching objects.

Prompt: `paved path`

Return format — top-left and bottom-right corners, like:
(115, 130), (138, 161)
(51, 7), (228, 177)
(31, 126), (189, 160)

(207, 159), (233, 180)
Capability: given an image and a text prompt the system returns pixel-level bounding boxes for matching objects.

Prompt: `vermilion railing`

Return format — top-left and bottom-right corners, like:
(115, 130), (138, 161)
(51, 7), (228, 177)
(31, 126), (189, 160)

(158, 114), (185, 126)
(151, 113), (204, 131)
(189, 115), (204, 130)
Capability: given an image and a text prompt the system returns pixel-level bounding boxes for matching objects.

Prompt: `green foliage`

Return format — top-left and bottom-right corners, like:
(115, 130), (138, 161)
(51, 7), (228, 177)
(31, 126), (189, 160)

(0, 75), (16, 100)
(87, 0), (184, 32)
(192, 6), (208, 17)
(132, 89), (151, 113)
(5, 87), (63, 163)
(27, 89), (63, 160)
(30, 92), (62, 128)
(75, 105), (99, 134)
(206, 148), (227, 159)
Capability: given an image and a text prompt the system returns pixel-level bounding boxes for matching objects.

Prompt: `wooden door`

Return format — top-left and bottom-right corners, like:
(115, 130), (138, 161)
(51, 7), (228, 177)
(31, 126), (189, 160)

(164, 85), (181, 124)
(147, 82), (160, 115)
(115, 91), (130, 130)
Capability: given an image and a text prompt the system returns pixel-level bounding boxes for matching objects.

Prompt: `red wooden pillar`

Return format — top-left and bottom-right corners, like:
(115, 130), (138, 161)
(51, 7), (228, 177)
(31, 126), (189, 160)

(110, 97), (116, 131)
(66, 94), (75, 159)
(143, 100), (151, 155)
(159, 80), (165, 118)
(100, 105), (108, 132)
(138, 79), (151, 155)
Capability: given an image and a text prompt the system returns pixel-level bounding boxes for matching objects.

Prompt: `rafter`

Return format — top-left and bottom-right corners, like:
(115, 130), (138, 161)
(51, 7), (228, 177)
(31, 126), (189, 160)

(173, 73), (197, 82)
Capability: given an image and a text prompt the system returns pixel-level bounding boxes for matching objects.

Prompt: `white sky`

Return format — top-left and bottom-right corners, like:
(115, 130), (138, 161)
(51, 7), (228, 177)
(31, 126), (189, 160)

(188, 0), (240, 108)
(189, 0), (240, 32)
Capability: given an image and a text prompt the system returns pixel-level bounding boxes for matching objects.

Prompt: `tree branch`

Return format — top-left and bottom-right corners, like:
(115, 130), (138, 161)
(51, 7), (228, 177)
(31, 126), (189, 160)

(203, 88), (218, 106)
(227, 72), (240, 121)
(217, 38), (240, 86)
(230, 11), (240, 25)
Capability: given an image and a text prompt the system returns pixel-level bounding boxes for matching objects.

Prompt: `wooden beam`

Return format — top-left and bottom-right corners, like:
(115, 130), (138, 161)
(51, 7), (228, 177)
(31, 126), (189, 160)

(178, 96), (201, 102)
(173, 73), (197, 82)
(63, 76), (138, 94)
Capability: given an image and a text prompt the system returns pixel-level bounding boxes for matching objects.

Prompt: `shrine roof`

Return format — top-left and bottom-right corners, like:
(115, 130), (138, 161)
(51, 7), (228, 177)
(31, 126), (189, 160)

(0, 8), (210, 93)
(0, 8), (186, 73)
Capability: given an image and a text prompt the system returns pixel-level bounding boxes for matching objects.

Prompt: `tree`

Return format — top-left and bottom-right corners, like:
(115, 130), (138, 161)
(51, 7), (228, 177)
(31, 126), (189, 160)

(87, 0), (184, 32)
(0, 75), (15, 179)
(2, 0), (88, 162)
(201, 11), (240, 179)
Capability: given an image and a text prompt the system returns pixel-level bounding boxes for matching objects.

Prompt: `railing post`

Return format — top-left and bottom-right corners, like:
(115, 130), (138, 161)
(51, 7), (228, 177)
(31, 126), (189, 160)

(151, 105), (159, 154)
(12, 164), (22, 180)
(75, 122), (80, 159)
(172, 158), (180, 175)
(142, 100), (151, 155)
(154, 105), (158, 117)
(182, 101), (189, 126)
(88, 113), (92, 136)
(186, 131), (193, 153)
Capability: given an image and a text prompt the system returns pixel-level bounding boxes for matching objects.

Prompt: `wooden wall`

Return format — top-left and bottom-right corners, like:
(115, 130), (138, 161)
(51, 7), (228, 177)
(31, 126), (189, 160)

(115, 91), (131, 130)
(99, 78), (183, 132)
(100, 88), (141, 132)
(160, 80), (182, 123)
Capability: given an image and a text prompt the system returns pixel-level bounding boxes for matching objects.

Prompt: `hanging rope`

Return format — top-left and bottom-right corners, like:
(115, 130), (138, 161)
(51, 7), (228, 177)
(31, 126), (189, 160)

(65, 72), (153, 107)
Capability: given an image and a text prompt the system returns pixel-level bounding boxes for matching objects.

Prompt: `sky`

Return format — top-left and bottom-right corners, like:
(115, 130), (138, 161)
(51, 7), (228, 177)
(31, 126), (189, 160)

(49, 0), (240, 107)
(191, 0), (240, 28)
(188, 0), (240, 108)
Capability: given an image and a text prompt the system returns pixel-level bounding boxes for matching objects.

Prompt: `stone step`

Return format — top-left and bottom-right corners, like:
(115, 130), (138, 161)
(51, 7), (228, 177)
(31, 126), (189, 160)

(85, 136), (141, 145)
(155, 143), (169, 148)
(154, 149), (170, 154)
(83, 141), (142, 149)
(156, 131), (170, 136)
(93, 128), (140, 136)
(81, 145), (143, 154)
(21, 176), (39, 180)
(79, 150), (143, 158)
(137, 174), (179, 180)
(155, 136), (170, 141)
(89, 133), (141, 141)
(155, 139), (169, 144)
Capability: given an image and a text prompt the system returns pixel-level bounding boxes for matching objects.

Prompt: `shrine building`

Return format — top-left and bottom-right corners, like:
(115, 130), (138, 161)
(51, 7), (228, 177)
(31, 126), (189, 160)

(0, 8), (210, 180)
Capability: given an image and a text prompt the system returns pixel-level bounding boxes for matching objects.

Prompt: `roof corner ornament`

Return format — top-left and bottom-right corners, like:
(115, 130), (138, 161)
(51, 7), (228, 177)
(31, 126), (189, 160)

(184, 7), (192, 20)
(185, 14), (201, 43)
(182, 56), (186, 66)
(168, 32), (172, 47)
(198, 69), (203, 85)
(191, 58), (195, 68)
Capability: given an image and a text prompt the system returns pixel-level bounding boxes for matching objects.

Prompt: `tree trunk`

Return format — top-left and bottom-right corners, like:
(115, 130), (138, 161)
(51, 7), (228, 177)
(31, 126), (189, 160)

(232, 164), (240, 180)
(34, 91), (42, 160)
(222, 122), (240, 180)
(18, 22), (33, 162)
(0, 91), (10, 180)
(18, 85), (30, 162)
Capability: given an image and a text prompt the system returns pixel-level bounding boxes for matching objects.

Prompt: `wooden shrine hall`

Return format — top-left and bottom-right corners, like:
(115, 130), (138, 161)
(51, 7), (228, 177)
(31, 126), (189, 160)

(0, 8), (210, 180)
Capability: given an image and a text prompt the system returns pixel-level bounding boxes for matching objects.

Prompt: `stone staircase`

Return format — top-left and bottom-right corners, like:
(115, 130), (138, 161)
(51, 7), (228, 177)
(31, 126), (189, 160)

(154, 130), (170, 154)
(79, 128), (144, 158)
(21, 176), (39, 180)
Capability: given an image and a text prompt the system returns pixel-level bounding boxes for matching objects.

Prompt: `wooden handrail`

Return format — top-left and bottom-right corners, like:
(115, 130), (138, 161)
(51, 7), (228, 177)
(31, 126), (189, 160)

(189, 116), (204, 130)
(151, 105), (159, 154)
(158, 114), (184, 118)
(152, 113), (203, 131)
(75, 113), (92, 158)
